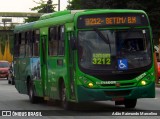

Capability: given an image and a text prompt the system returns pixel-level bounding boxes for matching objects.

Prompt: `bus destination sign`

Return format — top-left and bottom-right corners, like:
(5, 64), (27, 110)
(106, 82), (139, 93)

(77, 13), (148, 28)
(85, 16), (138, 26)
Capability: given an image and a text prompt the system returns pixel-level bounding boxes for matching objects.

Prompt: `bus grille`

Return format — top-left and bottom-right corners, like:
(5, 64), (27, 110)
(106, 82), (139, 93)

(101, 82), (135, 87)
(93, 72), (142, 81)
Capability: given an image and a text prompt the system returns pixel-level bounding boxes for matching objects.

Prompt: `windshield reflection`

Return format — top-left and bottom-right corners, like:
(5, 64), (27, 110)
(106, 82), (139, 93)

(78, 29), (151, 71)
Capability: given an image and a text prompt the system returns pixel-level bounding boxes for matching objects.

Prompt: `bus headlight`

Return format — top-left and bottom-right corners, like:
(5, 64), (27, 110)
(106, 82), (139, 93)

(88, 82), (94, 88)
(141, 80), (147, 85)
(138, 73), (153, 86)
(78, 76), (96, 88)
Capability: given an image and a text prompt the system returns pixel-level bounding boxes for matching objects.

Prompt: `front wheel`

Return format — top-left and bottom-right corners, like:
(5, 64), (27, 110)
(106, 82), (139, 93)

(60, 82), (70, 110)
(124, 99), (137, 108)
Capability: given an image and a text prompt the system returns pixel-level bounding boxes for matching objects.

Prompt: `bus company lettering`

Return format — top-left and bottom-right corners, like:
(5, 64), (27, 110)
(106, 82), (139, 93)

(96, 81), (116, 85)
(106, 17), (136, 25)
(136, 73), (146, 81)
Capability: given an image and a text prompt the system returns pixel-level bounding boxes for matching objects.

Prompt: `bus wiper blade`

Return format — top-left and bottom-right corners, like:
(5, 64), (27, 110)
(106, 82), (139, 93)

(93, 28), (111, 53)
(142, 29), (147, 50)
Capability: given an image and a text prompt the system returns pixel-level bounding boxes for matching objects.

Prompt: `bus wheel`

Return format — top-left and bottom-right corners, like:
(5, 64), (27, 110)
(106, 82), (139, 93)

(60, 82), (70, 110)
(124, 99), (137, 108)
(28, 81), (37, 103)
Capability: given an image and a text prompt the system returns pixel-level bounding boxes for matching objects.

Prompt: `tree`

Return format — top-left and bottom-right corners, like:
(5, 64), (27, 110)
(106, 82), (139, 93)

(67, 0), (81, 10)
(25, 0), (56, 22)
(31, 0), (55, 13)
(67, 0), (113, 10)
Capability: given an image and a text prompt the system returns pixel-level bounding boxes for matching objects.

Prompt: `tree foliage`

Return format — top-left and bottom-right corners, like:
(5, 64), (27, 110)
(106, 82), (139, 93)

(67, 0), (160, 40)
(25, 0), (56, 23)
(31, 0), (56, 13)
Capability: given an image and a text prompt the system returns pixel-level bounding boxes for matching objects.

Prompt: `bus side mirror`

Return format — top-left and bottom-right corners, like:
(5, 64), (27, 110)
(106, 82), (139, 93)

(70, 37), (77, 50)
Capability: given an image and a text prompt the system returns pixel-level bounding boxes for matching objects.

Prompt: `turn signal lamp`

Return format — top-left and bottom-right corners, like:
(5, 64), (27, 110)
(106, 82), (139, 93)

(141, 80), (147, 85)
(88, 83), (94, 88)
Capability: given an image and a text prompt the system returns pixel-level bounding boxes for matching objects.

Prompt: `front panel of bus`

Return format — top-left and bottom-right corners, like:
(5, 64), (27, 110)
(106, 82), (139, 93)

(74, 11), (155, 102)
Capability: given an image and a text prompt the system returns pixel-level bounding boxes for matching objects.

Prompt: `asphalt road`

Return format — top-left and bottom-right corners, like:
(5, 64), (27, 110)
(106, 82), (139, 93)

(0, 79), (160, 119)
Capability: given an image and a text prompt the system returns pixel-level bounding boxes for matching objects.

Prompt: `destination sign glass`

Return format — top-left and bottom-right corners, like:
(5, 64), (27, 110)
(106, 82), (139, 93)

(77, 13), (149, 28)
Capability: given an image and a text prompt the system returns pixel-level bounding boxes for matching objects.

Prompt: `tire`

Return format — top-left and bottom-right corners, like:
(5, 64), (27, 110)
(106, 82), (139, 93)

(28, 81), (37, 103)
(124, 99), (137, 108)
(60, 82), (70, 110)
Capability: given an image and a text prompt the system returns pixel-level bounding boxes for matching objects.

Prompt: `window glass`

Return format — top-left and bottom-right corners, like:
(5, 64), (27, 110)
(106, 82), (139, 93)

(33, 30), (40, 57)
(25, 32), (32, 57)
(49, 27), (58, 56)
(14, 34), (20, 57)
(78, 29), (151, 71)
(19, 33), (25, 57)
(58, 26), (65, 56)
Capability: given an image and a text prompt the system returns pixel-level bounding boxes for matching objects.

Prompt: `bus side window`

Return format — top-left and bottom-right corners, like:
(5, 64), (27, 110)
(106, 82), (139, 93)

(14, 34), (20, 58)
(33, 30), (40, 57)
(58, 26), (65, 56)
(19, 33), (26, 58)
(25, 31), (32, 57)
(49, 27), (58, 56)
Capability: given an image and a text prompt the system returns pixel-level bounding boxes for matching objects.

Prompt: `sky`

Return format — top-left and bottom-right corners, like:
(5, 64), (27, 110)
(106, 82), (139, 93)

(0, 0), (69, 12)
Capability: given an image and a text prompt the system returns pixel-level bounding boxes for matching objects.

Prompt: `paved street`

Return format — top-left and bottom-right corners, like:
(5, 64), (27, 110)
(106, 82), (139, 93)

(0, 79), (160, 119)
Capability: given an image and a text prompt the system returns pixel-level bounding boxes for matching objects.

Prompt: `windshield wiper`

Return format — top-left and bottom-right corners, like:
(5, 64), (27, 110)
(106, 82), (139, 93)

(142, 29), (147, 50)
(93, 28), (111, 53)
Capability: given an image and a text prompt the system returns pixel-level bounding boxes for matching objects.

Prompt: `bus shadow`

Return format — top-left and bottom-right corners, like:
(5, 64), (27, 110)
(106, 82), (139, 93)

(20, 100), (145, 116)
(43, 100), (143, 111)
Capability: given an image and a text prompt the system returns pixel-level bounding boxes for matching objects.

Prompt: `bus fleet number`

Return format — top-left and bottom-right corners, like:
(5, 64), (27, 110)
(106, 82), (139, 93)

(92, 58), (111, 65)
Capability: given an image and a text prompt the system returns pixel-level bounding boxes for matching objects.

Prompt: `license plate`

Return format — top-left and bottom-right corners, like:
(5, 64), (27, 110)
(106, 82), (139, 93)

(112, 97), (124, 101)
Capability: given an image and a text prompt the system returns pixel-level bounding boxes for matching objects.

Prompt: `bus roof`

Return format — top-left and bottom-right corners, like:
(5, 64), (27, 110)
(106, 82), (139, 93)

(14, 9), (147, 32)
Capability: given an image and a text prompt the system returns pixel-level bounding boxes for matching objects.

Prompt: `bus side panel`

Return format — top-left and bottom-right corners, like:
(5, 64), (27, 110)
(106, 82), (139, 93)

(15, 58), (30, 94)
(47, 57), (67, 100)
(14, 58), (20, 92)
(47, 57), (57, 99)
(31, 58), (43, 97)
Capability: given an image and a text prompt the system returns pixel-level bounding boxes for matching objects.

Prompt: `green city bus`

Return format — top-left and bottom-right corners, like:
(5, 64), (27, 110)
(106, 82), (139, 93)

(13, 9), (155, 109)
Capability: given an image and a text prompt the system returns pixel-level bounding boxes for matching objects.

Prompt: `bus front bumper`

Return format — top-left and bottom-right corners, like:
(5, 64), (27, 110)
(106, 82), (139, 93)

(76, 82), (155, 102)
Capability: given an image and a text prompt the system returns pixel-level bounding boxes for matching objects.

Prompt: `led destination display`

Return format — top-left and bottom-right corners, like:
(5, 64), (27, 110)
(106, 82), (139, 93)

(77, 13), (148, 28)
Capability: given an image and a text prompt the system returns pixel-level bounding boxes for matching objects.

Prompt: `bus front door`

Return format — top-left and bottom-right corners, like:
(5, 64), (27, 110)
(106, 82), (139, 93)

(68, 32), (76, 100)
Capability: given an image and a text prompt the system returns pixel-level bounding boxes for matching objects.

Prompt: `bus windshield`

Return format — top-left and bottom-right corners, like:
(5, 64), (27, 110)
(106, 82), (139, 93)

(78, 29), (151, 71)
